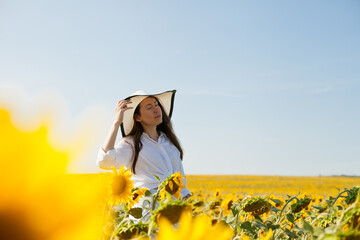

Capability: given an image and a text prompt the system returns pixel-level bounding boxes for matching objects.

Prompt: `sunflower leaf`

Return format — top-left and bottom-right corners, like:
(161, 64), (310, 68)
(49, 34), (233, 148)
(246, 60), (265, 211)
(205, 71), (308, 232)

(269, 198), (281, 204)
(312, 205), (325, 211)
(129, 207), (143, 219)
(284, 228), (298, 239)
(145, 190), (152, 197)
(286, 213), (295, 224)
(231, 207), (239, 216)
(254, 215), (263, 223)
(266, 222), (280, 231)
(303, 220), (314, 234)
(240, 221), (256, 235)
(226, 215), (236, 224)
(270, 207), (280, 212)
(152, 174), (161, 183)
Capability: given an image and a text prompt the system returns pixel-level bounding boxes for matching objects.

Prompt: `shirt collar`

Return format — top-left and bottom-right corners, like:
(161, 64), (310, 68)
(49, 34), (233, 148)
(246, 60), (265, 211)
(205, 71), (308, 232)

(159, 131), (166, 138)
(142, 131), (166, 142)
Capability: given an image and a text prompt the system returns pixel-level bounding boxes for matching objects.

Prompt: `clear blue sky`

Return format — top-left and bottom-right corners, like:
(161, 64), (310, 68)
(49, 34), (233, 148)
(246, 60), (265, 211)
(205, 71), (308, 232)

(1, 0), (359, 176)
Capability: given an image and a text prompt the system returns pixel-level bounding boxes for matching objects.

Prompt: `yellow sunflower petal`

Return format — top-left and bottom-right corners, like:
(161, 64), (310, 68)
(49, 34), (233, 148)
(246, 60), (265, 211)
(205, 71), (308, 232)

(177, 211), (193, 237)
(118, 165), (125, 174)
(261, 229), (273, 240)
(157, 217), (179, 240)
(111, 167), (118, 175)
(169, 180), (174, 191)
(191, 215), (209, 239)
(160, 188), (166, 201)
(174, 190), (181, 199)
(178, 179), (186, 189)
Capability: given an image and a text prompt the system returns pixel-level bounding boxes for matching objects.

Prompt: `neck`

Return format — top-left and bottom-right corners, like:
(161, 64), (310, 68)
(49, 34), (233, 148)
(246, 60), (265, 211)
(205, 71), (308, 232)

(143, 126), (159, 141)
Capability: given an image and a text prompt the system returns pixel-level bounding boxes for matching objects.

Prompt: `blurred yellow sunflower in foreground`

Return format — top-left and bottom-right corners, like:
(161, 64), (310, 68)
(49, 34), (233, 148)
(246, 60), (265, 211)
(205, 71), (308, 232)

(0, 109), (106, 240)
(156, 210), (233, 240)
(109, 166), (134, 205)
(160, 172), (186, 200)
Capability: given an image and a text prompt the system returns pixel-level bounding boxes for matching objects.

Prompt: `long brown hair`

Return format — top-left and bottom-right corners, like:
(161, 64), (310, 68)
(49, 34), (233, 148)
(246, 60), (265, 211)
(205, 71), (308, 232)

(126, 97), (183, 174)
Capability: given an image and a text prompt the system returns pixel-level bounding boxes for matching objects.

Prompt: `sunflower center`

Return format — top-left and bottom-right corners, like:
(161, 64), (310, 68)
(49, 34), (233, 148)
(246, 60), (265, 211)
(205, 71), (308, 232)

(157, 205), (186, 224)
(133, 193), (139, 201)
(227, 200), (233, 210)
(165, 179), (179, 195)
(112, 175), (127, 195)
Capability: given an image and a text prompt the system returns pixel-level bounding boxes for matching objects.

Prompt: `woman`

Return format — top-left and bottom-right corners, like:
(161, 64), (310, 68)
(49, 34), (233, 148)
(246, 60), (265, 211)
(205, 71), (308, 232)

(97, 90), (191, 201)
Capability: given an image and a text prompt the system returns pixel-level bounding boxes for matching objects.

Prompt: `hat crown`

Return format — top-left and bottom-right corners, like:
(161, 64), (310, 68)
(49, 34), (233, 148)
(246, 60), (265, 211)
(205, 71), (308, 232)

(130, 90), (150, 97)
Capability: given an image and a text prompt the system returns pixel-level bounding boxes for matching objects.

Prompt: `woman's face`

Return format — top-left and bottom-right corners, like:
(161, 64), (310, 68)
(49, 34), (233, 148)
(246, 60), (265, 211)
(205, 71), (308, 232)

(135, 97), (163, 127)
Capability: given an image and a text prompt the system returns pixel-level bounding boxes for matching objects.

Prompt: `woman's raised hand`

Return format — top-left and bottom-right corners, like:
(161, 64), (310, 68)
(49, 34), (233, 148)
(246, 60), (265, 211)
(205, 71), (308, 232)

(114, 100), (133, 125)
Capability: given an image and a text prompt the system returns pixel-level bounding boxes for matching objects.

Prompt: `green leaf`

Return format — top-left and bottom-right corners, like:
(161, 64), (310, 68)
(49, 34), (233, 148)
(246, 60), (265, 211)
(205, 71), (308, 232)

(271, 207), (280, 212)
(266, 222), (280, 230)
(269, 198), (281, 204)
(286, 213), (295, 224)
(231, 207), (239, 216)
(225, 214), (236, 224)
(254, 215), (263, 223)
(123, 204), (129, 213)
(303, 220), (314, 234)
(326, 199), (332, 204)
(254, 221), (266, 229)
(128, 207), (143, 219)
(305, 210), (312, 216)
(145, 190), (152, 197)
(312, 206), (325, 211)
(284, 228), (297, 239)
(240, 221), (256, 235)
(152, 174), (161, 182)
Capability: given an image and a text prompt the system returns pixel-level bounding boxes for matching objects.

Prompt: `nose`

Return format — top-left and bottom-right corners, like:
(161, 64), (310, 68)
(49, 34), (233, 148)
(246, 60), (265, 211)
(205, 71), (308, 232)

(154, 106), (160, 113)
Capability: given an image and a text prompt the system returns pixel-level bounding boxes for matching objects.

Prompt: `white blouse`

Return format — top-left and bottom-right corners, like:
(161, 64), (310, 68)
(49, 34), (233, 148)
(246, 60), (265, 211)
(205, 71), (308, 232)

(97, 132), (191, 198)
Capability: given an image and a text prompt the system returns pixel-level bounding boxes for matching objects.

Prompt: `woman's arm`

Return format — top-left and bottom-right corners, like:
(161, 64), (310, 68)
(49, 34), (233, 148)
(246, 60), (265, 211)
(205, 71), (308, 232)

(102, 99), (132, 152)
(97, 139), (133, 170)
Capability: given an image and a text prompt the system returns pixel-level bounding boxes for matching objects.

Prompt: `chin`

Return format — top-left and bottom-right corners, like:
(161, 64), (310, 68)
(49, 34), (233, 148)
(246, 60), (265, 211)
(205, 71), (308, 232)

(155, 118), (163, 125)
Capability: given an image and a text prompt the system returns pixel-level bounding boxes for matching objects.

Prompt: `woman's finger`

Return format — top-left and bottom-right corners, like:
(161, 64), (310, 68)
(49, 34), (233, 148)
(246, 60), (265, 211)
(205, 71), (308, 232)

(117, 100), (132, 107)
(117, 100), (131, 107)
(116, 103), (133, 109)
(122, 106), (133, 111)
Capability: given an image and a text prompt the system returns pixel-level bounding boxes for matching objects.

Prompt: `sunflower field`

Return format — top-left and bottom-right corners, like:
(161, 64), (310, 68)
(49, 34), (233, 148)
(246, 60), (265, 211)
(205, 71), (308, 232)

(98, 171), (360, 240)
(1, 107), (360, 240)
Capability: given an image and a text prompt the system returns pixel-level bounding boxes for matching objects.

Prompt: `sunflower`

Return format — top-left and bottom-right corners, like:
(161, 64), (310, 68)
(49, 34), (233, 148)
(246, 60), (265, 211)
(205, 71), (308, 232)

(260, 229), (273, 240)
(0, 108), (106, 240)
(290, 197), (311, 214)
(152, 200), (190, 225)
(109, 166), (134, 206)
(129, 188), (148, 208)
(115, 221), (149, 240)
(242, 197), (272, 217)
(220, 194), (235, 216)
(159, 172), (186, 200)
(213, 189), (221, 198)
(156, 210), (233, 240)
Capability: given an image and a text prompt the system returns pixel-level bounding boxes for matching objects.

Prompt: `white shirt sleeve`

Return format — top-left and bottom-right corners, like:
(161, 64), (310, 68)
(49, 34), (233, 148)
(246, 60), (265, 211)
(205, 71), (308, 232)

(97, 139), (133, 170)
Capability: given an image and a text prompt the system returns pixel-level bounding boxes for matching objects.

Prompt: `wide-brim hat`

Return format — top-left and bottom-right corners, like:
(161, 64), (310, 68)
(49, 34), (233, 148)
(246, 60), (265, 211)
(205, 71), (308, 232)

(120, 90), (176, 137)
